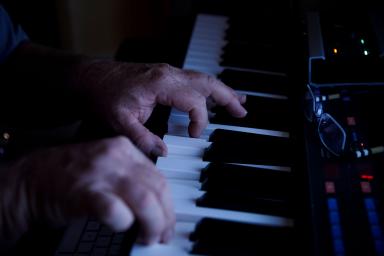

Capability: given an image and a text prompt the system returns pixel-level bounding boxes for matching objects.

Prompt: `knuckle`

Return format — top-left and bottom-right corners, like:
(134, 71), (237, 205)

(228, 91), (237, 101)
(189, 90), (206, 105)
(168, 214), (176, 227)
(152, 63), (172, 80)
(150, 218), (166, 236)
(93, 136), (132, 162)
(105, 136), (132, 152)
(136, 189), (156, 210)
(131, 132), (151, 149)
(157, 63), (172, 70)
(135, 163), (157, 178)
(204, 74), (219, 88)
(205, 74), (215, 84)
(112, 136), (132, 147)
(198, 93), (207, 104)
(154, 174), (168, 195)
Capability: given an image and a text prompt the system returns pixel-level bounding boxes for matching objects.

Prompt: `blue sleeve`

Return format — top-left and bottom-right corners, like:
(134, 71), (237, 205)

(0, 5), (29, 64)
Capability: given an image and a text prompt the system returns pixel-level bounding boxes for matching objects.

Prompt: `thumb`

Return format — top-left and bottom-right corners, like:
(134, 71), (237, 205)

(114, 111), (167, 157)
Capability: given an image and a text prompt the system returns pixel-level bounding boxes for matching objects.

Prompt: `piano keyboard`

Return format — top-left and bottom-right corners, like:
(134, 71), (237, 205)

(131, 12), (298, 256)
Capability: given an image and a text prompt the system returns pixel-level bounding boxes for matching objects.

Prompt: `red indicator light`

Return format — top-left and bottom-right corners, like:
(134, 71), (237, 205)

(361, 175), (374, 180)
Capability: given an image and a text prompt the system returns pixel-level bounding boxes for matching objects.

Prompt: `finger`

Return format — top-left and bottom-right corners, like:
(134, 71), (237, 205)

(139, 170), (175, 244)
(83, 189), (135, 232)
(118, 179), (166, 245)
(114, 110), (167, 157)
(157, 88), (208, 137)
(202, 78), (247, 117)
(158, 184), (175, 243)
(238, 94), (247, 104)
(207, 93), (246, 109)
(184, 70), (247, 118)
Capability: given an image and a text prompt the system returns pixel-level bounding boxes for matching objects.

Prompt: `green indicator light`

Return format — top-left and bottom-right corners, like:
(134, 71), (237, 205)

(361, 39), (365, 44)
(364, 50), (369, 56)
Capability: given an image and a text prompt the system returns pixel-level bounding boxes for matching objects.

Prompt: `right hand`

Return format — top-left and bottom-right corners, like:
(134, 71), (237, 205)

(0, 136), (175, 245)
(73, 61), (247, 157)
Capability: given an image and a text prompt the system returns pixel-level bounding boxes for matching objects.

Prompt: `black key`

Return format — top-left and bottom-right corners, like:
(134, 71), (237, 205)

(108, 244), (121, 256)
(208, 129), (289, 144)
(199, 163), (292, 200)
(200, 162), (285, 181)
(190, 218), (294, 255)
(86, 221), (101, 231)
(91, 247), (107, 256)
(99, 226), (114, 236)
(95, 236), (111, 248)
(210, 96), (291, 131)
(203, 129), (292, 166)
(81, 231), (98, 242)
(112, 233), (125, 244)
(196, 191), (292, 217)
(218, 69), (289, 95)
(77, 242), (93, 253)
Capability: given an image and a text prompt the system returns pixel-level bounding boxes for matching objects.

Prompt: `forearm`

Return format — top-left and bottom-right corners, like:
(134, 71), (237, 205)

(0, 162), (29, 250)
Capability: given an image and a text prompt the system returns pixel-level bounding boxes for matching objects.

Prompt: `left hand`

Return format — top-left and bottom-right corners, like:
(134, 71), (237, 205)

(74, 61), (247, 157)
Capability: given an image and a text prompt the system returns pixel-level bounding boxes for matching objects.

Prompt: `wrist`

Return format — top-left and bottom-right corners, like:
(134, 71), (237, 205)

(68, 57), (116, 94)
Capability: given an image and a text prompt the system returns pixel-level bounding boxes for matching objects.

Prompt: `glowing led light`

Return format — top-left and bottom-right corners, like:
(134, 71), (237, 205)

(361, 174), (374, 180)
(2, 132), (10, 140)
(361, 39), (365, 44)
(364, 50), (369, 56)
(333, 48), (338, 54)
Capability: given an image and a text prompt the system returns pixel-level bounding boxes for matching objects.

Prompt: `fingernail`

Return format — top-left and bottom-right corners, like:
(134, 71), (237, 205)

(162, 229), (174, 244)
(238, 108), (247, 117)
(240, 94), (247, 103)
(152, 145), (166, 157)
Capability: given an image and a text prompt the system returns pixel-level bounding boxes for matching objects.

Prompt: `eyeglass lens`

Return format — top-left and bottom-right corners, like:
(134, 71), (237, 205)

(318, 113), (346, 156)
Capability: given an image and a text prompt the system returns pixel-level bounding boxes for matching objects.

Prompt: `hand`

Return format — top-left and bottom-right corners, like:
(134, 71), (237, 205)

(0, 136), (175, 245)
(74, 61), (247, 157)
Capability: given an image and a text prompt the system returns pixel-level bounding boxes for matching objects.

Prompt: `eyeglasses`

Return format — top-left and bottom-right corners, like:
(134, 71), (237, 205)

(304, 84), (346, 156)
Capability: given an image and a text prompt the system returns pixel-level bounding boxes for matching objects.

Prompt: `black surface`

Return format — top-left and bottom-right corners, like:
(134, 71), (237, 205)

(218, 69), (289, 95)
(190, 218), (295, 255)
(203, 129), (292, 166)
(210, 96), (292, 131)
(199, 162), (292, 200)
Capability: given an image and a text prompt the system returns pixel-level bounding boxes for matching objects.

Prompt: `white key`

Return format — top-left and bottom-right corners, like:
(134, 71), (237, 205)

(158, 154), (290, 178)
(156, 156), (209, 173)
(235, 89), (288, 100)
(170, 182), (293, 226)
(167, 114), (289, 138)
(163, 135), (210, 148)
(159, 169), (200, 181)
(130, 221), (196, 256)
